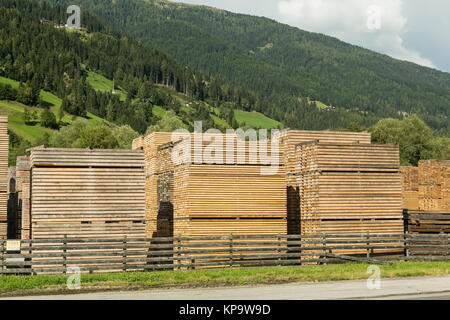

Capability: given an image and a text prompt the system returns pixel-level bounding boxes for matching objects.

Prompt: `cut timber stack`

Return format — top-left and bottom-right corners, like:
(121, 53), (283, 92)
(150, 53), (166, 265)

(135, 132), (284, 238)
(29, 148), (146, 239)
(273, 129), (372, 234)
(400, 167), (419, 210)
(418, 160), (450, 211)
(7, 156), (32, 239)
(6, 158), (30, 239)
(295, 141), (403, 255)
(406, 210), (450, 234)
(7, 166), (19, 238)
(0, 117), (8, 239)
(137, 133), (285, 268)
(17, 157), (31, 239)
(135, 132), (187, 238)
(170, 138), (285, 267)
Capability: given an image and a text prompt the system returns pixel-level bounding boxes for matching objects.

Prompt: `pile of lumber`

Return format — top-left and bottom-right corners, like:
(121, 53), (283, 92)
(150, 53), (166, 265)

(418, 160), (449, 211)
(29, 148), (146, 239)
(400, 166), (419, 210)
(0, 117), (8, 238)
(6, 156), (31, 239)
(406, 210), (450, 233)
(136, 132), (184, 238)
(17, 157), (31, 239)
(294, 141), (403, 254)
(273, 129), (372, 234)
(7, 166), (18, 238)
(135, 132), (286, 239)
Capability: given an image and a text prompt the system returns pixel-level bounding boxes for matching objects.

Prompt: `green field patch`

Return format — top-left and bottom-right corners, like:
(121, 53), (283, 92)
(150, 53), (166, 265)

(234, 109), (280, 129)
(0, 76), (19, 88)
(211, 114), (229, 128)
(87, 71), (127, 101)
(152, 105), (167, 117)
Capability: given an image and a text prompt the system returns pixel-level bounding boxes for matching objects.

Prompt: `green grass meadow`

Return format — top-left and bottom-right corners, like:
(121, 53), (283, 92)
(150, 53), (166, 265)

(234, 109), (281, 129)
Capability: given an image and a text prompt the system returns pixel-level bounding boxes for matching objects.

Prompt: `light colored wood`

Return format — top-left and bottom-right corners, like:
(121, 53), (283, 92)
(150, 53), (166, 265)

(0, 116), (8, 238)
(418, 160), (449, 211)
(29, 149), (146, 239)
(294, 141), (403, 243)
(139, 132), (286, 239)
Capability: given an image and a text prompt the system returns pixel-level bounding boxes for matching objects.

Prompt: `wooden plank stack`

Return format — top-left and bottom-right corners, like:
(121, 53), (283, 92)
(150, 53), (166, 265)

(29, 148), (146, 239)
(273, 129), (372, 234)
(418, 160), (450, 211)
(0, 116), (8, 239)
(7, 166), (18, 238)
(17, 156), (31, 239)
(136, 132), (186, 238)
(294, 141), (403, 254)
(7, 157), (31, 239)
(406, 210), (450, 234)
(400, 166), (419, 210)
(136, 132), (286, 239)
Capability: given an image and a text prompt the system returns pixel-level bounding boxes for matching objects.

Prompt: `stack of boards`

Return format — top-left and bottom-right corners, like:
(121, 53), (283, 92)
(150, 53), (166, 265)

(402, 160), (450, 234)
(0, 117), (8, 238)
(418, 160), (449, 211)
(17, 157), (31, 239)
(29, 148), (146, 239)
(400, 167), (419, 210)
(294, 141), (403, 255)
(6, 156), (31, 239)
(274, 129), (372, 234)
(134, 132), (286, 239)
(406, 210), (450, 234)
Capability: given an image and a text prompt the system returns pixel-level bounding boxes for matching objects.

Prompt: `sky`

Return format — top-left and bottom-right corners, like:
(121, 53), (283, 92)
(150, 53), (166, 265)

(173, 0), (450, 73)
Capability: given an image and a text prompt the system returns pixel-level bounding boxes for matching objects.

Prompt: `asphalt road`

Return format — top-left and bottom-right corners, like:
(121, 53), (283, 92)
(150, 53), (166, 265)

(2, 275), (450, 300)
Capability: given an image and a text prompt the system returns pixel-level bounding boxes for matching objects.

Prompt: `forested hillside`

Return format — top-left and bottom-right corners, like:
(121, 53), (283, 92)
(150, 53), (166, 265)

(46, 0), (450, 135)
(1, 0), (285, 135)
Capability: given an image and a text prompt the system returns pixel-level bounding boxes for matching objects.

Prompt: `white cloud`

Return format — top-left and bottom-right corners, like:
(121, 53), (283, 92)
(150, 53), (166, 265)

(277, 0), (436, 68)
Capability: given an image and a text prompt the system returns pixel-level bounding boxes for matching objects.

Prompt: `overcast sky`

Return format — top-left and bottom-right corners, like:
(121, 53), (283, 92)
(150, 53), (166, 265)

(173, 0), (450, 73)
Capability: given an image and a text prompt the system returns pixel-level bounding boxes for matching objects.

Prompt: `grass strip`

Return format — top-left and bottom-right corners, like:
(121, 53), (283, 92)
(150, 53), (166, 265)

(0, 261), (449, 294)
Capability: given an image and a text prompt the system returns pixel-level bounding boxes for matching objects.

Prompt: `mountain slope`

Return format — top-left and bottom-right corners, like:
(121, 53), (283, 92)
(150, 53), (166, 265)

(48, 0), (450, 134)
(1, 0), (284, 138)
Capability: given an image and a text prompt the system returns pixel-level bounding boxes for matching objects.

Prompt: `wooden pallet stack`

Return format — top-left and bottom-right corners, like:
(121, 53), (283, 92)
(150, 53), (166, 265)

(418, 160), (450, 211)
(273, 129), (372, 234)
(294, 141), (403, 255)
(29, 148), (146, 239)
(0, 117), (8, 238)
(400, 166), (419, 210)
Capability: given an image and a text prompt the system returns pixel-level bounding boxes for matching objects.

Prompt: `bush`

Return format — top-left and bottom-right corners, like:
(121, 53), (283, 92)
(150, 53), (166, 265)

(40, 109), (59, 129)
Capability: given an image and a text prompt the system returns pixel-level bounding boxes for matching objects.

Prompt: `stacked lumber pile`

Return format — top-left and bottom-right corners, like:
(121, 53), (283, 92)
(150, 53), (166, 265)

(418, 160), (450, 211)
(29, 148), (146, 239)
(7, 166), (18, 238)
(275, 129), (372, 175)
(136, 132), (285, 238)
(400, 166), (419, 210)
(17, 156), (31, 239)
(406, 210), (450, 234)
(7, 157), (31, 239)
(273, 129), (372, 234)
(137, 133), (286, 237)
(136, 132), (186, 238)
(0, 117), (8, 238)
(294, 141), (403, 255)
